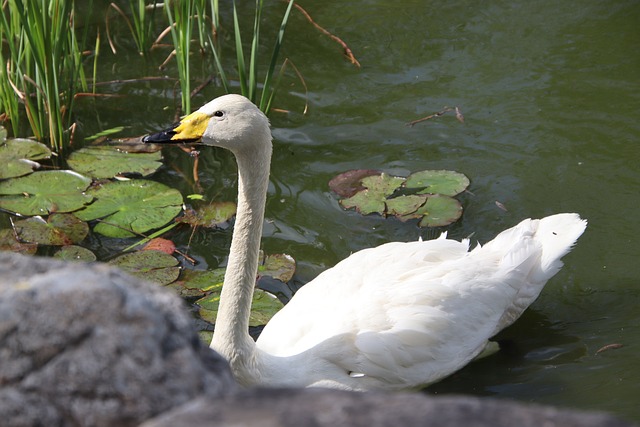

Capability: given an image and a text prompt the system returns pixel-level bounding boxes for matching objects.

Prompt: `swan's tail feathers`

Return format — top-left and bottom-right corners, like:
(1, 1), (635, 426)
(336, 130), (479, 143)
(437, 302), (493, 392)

(535, 213), (587, 276)
(491, 213), (586, 334)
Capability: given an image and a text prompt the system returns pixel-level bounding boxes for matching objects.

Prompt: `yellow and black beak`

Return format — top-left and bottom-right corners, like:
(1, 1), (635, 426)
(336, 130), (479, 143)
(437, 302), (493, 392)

(142, 111), (210, 144)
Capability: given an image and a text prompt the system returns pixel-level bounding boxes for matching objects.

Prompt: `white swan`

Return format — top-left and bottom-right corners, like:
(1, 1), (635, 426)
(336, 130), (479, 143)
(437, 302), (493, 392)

(143, 94), (587, 391)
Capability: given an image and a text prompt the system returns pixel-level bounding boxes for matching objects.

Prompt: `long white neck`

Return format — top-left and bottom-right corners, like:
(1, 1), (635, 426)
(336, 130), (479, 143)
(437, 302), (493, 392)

(210, 143), (272, 384)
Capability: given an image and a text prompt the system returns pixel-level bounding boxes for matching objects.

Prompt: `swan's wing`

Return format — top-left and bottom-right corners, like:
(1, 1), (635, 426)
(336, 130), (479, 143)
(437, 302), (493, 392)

(257, 215), (585, 390)
(257, 237), (523, 388)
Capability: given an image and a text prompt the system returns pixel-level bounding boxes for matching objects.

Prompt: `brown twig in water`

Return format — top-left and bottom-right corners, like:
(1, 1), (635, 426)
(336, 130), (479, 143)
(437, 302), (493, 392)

(406, 107), (454, 127)
(288, 1), (360, 68)
(406, 106), (465, 127)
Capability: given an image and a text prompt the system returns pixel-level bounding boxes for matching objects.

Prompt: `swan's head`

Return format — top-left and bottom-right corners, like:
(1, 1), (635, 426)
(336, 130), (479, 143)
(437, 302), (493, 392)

(143, 94), (271, 154)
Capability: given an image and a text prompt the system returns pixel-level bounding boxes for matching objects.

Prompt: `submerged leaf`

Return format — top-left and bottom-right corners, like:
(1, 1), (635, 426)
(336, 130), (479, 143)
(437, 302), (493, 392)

(0, 138), (52, 179)
(0, 170), (92, 215)
(405, 170), (470, 196)
(74, 180), (183, 238)
(110, 250), (180, 285)
(67, 146), (163, 178)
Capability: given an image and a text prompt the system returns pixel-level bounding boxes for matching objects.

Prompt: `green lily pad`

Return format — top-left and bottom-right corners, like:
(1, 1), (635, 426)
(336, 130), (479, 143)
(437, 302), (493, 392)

(259, 253), (296, 283)
(53, 245), (97, 262)
(405, 170), (470, 196)
(385, 194), (429, 217)
(328, 169), (381, 198)
(67, 146), (163, 179)
(109, 250), (181, 285)
(74, 179), (183, 238)
(409, 195), (463, 227)
(0, 138), (52, 179)
(0, 170), (92, 216)
(177, 201), (237, 228)
(197, 288), (284, 327)
(340, 173), (405, 215)
(0, 228), (37, 255)
(170, 268), (226, 298)
(13, 213), (89, 245)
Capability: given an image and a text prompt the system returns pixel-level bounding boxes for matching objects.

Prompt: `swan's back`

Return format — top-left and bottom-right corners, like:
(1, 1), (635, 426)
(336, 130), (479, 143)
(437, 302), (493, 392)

(256, 213), (586, 390)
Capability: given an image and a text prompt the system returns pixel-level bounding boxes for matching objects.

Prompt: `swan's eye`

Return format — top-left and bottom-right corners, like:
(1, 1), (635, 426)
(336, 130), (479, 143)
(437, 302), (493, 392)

(213, 110), (224, 117)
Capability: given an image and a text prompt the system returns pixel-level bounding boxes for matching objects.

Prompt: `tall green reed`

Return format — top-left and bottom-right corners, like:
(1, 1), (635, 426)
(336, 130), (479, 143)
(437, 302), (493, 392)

(215, 0), (295, 113)
(167, 0), (294, 114)
(107, 0), (158, 56)
(0, 0), (89, 153)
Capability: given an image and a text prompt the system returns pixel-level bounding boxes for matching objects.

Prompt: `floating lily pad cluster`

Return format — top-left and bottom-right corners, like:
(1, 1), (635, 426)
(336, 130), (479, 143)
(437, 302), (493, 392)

(330, 169), (470, 227)
(0, 127), (290, 329)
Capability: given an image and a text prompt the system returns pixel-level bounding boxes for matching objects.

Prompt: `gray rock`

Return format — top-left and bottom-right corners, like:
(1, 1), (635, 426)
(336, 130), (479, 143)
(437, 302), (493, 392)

(143, 388), (635, 427)
(1, 252), (635, 427)
(0, 252), (236, 427)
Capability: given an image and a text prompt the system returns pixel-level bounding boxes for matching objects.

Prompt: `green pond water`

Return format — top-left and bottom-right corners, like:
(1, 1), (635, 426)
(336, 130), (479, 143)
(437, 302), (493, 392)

(5, 0), (640, 422)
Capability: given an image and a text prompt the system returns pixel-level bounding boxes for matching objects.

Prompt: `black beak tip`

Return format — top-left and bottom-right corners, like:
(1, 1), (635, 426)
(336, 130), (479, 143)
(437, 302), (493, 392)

(142, 129), (177, 144)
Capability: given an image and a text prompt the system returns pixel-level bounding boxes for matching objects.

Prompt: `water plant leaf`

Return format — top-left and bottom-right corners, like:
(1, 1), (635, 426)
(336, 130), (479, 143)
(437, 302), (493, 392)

(54, 245), (97, 262)
(197, 288), (284, 327)
(0, 170), (92, 216)
(328, 169), (380, 198)
(385, 194), (429, 218)
(74, 180), (183, 238)
(109, 250), (180, 285)
(405, 170), (470, 196)
(67, 146), (163, 178)
(0, 228), (37, 255)
(0, 138), (52, 179)
(177, 268), (226, 292)
(259, 253), (296, 283)
(143, 237), (176, 255)
(340, 173), (406, 215)
(177, 202), (237, 228)
(412, 195), (463, 227)
(13, 213), (89, 245)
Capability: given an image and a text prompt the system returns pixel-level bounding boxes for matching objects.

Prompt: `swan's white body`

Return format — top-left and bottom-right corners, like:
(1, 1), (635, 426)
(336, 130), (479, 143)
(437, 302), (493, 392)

(144, 94), (586, 391)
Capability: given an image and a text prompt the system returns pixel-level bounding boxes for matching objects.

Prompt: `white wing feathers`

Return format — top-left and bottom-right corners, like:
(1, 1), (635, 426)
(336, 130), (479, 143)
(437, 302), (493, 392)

(256, 214), (586, 389)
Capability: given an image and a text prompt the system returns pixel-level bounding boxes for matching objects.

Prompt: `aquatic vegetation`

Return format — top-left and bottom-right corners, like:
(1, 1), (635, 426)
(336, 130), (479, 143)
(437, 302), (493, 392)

(330, 169), (470, 228)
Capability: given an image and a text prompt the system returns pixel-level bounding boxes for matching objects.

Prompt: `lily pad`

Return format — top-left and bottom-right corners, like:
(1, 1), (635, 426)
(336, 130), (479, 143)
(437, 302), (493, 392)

(109, 250), (181, 285)
(0, 228), (37, 255)
(0, 170), (92, 215)
(74, 179), (183, 238)
(405, 170), (470, 196)
(13, 213), (89, 245)
(54, 245), (97, 262)
(385, 194), (429, 217)
(409, 195), (463, 227)
(177, 201), (237, 228)
(67, 146), (163, 179)
(0, 138), (52, 179)
(197, 288), (284, 327)
(340, 173), (405, 215)
(171, 268), (226, 298)
(328, 169), (380, 198)
(259, 253), (296, 283)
